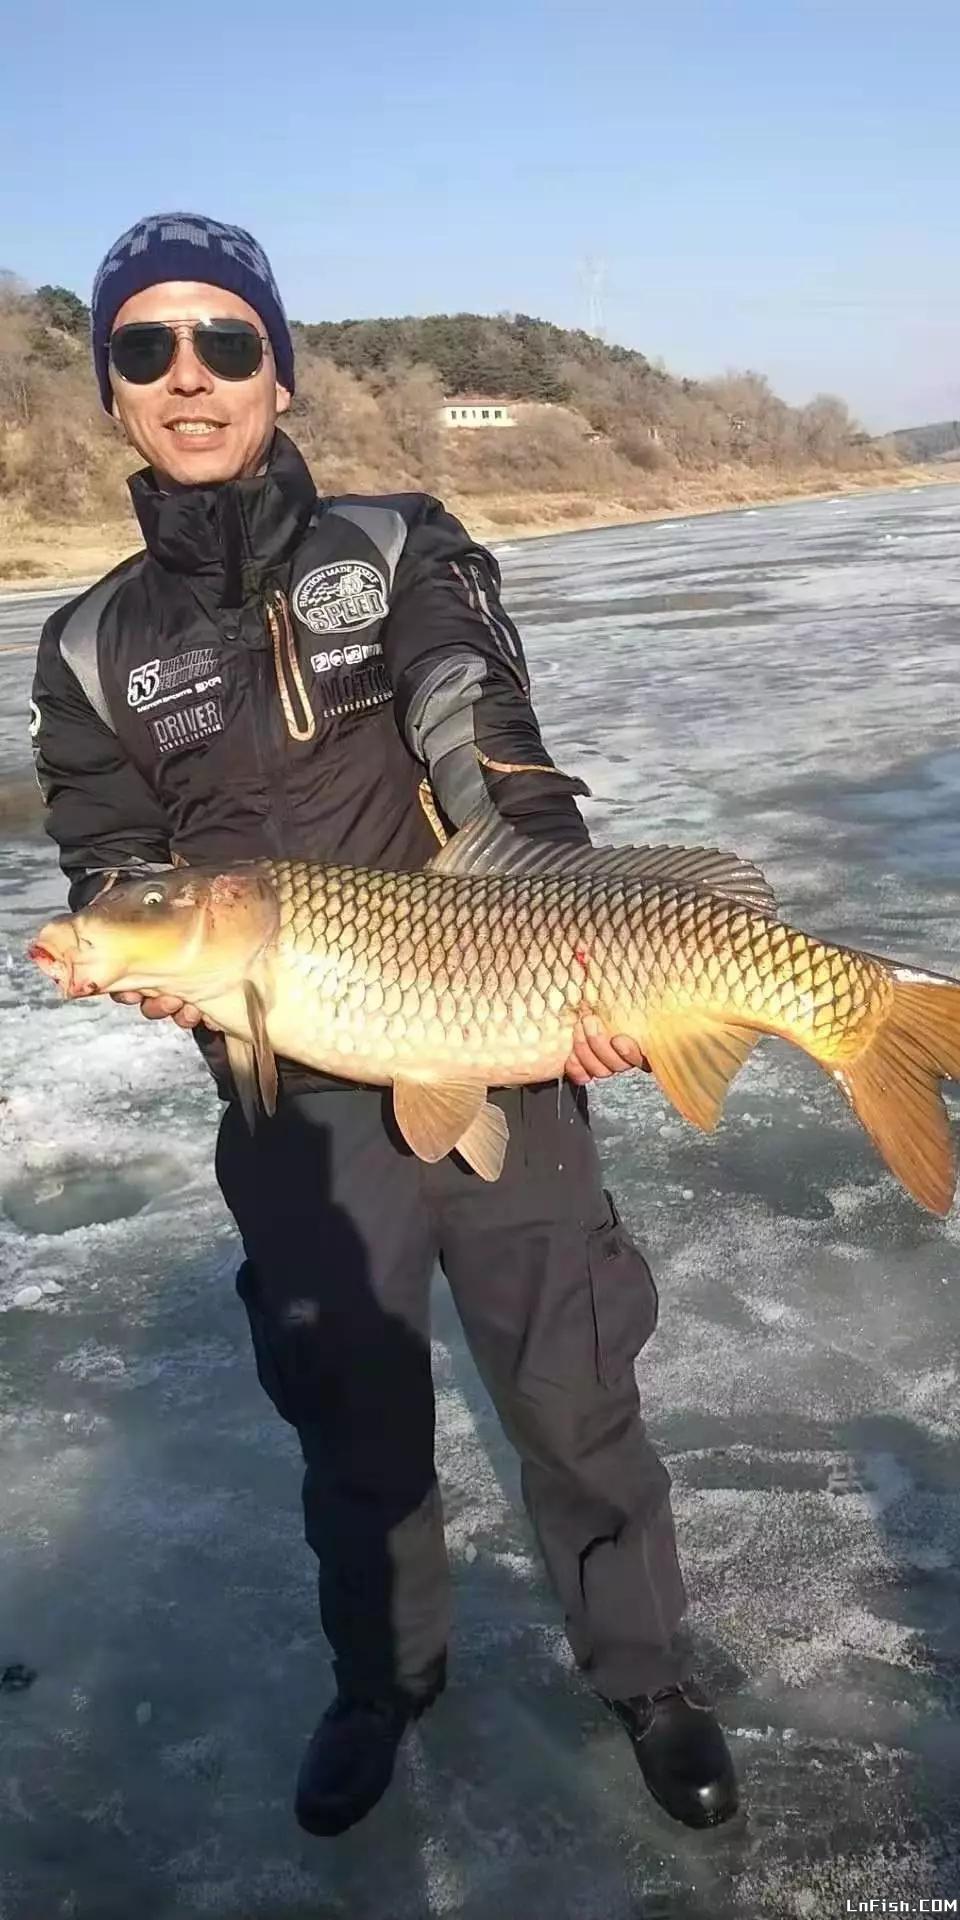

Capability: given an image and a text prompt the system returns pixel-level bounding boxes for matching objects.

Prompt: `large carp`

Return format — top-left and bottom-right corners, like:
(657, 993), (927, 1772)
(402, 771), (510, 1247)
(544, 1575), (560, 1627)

(28, 812), (960, 1212)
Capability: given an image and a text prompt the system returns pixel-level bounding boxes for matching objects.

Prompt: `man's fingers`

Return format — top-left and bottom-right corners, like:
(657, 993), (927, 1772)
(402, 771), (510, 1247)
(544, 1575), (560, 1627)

(610, 1034), (651, 1072)
(172, 1005), (204, 1030)
(138, 994), (185, 1021)
(564, 1024), (652, 1083)
(111, 989), (205, 1028)
(563, 1054), (591, 1085)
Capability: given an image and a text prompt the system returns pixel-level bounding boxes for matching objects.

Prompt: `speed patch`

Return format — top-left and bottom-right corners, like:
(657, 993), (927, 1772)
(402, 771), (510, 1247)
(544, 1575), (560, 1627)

(292, 561), (388, 637)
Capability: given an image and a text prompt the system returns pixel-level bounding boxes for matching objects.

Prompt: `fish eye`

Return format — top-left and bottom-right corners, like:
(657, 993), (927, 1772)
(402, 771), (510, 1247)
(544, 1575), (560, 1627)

(142, 888), (165, 908)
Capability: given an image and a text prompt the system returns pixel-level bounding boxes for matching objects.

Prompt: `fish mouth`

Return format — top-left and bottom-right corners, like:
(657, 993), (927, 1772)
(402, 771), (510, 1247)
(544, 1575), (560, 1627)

(28, 922), (117, 998)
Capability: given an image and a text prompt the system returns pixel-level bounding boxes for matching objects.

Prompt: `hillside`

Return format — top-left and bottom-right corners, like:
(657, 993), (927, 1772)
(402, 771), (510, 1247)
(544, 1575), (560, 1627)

(0, 277), (916, 584)
(885, 419), (960, 464)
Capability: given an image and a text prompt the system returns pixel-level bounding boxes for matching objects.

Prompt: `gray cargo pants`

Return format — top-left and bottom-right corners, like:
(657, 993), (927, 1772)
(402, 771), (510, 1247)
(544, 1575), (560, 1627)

(215, 1079), (687, 1705)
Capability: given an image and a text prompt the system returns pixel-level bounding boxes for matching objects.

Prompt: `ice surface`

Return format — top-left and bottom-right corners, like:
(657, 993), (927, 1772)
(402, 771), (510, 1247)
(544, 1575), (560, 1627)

(1, 489), (959, 1917)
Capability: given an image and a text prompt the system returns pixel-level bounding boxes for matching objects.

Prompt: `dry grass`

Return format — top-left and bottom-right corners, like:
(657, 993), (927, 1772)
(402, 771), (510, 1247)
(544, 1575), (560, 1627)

(0, 461), (944, 591)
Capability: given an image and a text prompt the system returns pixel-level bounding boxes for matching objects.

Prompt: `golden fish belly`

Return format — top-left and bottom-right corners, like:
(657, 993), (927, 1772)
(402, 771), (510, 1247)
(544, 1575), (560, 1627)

(263, 935), (576, 1085)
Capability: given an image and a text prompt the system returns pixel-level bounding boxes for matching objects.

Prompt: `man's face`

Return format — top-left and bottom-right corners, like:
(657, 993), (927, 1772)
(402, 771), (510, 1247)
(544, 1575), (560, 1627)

(108, 281), (291, 486)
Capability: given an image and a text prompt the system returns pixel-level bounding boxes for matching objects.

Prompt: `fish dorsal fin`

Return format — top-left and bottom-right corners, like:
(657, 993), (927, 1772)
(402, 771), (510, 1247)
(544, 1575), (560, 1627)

(427, 808), (777, 913)
(643, 1011), (760, 1130)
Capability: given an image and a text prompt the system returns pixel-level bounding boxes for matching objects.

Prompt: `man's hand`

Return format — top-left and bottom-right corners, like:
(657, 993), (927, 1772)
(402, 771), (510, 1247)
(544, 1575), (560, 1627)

(111, 990), (220, 1032)
(565, 1018), (651, 1085)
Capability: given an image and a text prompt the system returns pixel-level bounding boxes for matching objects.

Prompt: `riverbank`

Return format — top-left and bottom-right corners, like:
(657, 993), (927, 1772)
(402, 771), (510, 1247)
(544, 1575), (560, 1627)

(0, 460), (954, 592)
(456, 459), (958, 543)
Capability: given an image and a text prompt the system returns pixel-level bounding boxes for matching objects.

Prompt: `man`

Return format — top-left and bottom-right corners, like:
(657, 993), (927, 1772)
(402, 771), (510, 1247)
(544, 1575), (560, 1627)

(32, 212), (739, 1838)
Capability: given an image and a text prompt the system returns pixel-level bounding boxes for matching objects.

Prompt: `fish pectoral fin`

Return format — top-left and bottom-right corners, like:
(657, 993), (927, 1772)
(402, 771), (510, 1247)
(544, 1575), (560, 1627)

(454, 1101), (510, 1181)
(224, 1033), (260, 1133)
(243, 980), (278, 1116)
(643, 1011), (759, 1131)
(393, 1075), (487, 1164)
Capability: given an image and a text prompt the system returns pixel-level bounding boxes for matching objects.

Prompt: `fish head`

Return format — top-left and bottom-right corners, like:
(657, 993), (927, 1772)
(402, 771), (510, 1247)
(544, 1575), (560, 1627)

(28, 865), (279, 1000)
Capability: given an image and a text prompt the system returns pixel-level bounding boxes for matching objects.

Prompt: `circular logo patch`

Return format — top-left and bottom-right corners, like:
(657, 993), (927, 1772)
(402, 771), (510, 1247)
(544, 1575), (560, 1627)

(292, 561), (388, 637)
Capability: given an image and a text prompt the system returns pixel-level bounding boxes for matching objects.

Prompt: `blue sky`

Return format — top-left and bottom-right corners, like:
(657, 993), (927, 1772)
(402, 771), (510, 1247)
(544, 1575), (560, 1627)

(2, 0), (957, 430)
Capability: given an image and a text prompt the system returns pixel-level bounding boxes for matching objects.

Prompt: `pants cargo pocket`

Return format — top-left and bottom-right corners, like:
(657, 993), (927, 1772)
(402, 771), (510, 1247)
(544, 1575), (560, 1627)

(587, 1192), (659, 1387)
(235, 1260), (297, 1426)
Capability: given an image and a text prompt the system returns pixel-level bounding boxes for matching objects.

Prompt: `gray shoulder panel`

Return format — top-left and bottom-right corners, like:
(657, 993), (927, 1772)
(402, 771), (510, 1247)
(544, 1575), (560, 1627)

(404, 654), (490, 826)
(58, 565), (142, 732)
(326, 503), (409, 586)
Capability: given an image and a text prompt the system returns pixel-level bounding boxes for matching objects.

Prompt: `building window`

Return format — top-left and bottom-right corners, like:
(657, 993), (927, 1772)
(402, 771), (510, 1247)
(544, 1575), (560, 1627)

(482, 409), (490, 420)
(494, 409), (502, 420)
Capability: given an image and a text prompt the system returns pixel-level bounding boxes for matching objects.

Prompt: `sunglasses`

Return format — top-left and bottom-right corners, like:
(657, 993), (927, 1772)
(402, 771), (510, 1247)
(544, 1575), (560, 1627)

(108, 318), (268, 385)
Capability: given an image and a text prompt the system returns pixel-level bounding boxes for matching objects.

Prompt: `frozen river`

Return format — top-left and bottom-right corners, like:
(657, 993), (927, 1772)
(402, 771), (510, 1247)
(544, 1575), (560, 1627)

(1, 485), (959, 1918)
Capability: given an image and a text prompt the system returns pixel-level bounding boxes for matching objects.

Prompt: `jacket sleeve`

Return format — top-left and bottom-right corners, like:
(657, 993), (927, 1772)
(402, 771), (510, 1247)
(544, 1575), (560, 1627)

(382, 501), (591, 846)
(32, 615), (172, 911)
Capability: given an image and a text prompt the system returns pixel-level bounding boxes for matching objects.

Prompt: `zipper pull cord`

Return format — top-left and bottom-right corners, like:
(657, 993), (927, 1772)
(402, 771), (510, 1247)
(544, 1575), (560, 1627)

(265, 588), (316, 742)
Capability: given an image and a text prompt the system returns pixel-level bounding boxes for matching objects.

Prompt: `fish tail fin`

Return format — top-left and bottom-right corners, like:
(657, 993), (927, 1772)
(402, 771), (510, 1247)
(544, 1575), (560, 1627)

(834, 972), (960, 1214)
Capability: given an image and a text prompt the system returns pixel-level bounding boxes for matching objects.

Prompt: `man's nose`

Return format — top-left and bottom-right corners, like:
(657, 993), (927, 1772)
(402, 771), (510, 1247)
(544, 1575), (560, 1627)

(166, 331), (215, 395)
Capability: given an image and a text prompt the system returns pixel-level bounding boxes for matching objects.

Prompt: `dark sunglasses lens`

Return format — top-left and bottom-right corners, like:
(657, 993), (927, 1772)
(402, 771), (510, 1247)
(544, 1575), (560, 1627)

(109, 324), (175, 384)
(195, 321), (264, 379)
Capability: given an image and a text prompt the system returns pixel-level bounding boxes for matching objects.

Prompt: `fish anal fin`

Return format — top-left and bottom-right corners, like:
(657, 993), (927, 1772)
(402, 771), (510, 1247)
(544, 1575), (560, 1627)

(243, 980), (277, 1115)
(833, 972), (960, 1215)
(393, 1074), (486, 1163)
(427, 810), (776, 913)
(455, 1101), (509, 1181)
(643, 1011), (760, 1131)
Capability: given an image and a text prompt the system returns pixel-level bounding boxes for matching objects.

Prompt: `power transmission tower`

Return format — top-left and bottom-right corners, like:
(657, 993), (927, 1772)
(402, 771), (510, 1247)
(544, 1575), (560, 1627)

(579, 257), (607, 340)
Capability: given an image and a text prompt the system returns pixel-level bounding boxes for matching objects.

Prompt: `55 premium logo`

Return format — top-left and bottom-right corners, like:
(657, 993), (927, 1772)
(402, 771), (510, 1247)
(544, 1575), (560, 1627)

(127, 649), (222, 714)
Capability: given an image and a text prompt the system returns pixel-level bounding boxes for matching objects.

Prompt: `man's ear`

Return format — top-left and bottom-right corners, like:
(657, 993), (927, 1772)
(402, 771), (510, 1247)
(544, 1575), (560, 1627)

(275, 383), (292, 418)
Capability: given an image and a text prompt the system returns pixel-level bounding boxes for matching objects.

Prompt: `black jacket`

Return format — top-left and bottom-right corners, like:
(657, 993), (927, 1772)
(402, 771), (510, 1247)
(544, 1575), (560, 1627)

(32, 430), (588, 1094)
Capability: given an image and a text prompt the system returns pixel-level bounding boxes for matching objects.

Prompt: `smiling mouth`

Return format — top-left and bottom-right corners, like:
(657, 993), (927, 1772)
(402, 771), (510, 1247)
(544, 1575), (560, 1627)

(167, 421), (227, 438)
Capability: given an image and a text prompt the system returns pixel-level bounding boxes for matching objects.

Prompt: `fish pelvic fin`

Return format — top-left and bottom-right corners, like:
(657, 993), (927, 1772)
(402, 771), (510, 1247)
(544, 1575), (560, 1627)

(225, 1034), (260, 1132)
(393, 1074), (487, 1164)
(455, 1100), (510, 1181)
(833, 969), (960, 1215)
(640, 1009), (760, 1131)
(224, 983), (277, 1133)
(243, 980), (278, 1116)
(427, 809), (777, 914)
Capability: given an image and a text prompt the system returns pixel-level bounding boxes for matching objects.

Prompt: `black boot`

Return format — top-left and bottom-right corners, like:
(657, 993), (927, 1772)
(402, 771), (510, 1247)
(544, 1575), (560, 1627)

(295, 1680), (443, 1838)
(605, 1680), (739, 1829)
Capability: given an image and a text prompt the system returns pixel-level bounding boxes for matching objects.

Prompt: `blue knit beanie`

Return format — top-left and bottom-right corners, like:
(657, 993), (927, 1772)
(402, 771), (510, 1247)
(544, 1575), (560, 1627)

(91, 211), (295, 410)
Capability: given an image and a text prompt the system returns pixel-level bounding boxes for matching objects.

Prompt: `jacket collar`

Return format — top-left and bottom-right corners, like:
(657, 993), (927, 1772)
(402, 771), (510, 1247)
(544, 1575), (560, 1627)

(128, 430), (317, 606)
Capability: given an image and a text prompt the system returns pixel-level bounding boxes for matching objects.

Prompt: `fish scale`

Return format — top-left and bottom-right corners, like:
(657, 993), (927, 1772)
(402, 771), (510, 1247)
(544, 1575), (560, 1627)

(265, 857), (888, 1080)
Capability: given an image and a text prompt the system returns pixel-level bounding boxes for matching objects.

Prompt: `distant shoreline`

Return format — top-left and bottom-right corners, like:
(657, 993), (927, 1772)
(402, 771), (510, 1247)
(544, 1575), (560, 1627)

(0, 462), (955, 596)
(466, 461), (959, 547)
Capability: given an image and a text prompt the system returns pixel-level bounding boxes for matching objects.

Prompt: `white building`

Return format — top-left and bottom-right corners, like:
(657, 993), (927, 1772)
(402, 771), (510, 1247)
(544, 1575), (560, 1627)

(440, 398), (516, 429)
